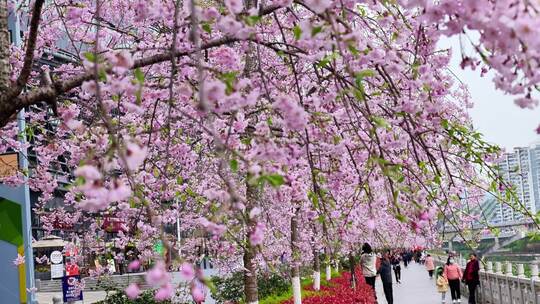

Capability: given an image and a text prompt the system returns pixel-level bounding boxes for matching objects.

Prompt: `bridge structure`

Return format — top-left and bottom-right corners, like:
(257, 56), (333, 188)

(442, 220), (536, 241)
(440, 220), (537, 255)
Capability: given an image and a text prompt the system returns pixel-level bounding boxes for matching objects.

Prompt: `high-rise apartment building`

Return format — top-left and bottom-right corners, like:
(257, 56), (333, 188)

(495, 142), (540, 223)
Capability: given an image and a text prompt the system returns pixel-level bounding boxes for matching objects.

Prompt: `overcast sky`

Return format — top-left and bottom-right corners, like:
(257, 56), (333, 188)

(441, 37), (540, 151)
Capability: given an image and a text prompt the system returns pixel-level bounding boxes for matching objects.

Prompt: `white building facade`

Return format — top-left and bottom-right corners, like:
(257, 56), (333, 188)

(495, 143), (540, 223)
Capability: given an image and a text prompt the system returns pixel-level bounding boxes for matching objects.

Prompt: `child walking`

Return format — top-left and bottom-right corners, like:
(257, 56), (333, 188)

(436, 266), (449, 304)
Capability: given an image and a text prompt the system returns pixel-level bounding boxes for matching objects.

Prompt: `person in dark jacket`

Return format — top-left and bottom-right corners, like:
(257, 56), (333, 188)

(378, 251), (393, 304)
(463, 253), (480, 304)
(391, 254), (401, 283)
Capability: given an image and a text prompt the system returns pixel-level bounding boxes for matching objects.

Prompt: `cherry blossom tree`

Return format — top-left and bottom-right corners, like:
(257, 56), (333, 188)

(1, 0), (539, 302)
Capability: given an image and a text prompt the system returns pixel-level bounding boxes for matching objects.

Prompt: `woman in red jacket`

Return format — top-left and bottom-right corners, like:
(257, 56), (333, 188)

(443, 256), (463, 304)
(463, 253), (480, 304)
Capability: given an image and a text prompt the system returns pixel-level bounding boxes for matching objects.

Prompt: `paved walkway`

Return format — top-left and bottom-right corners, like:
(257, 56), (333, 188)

(375, 262), (467, 304)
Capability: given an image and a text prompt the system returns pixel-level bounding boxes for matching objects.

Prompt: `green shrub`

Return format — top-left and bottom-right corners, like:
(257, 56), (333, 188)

(211, 271), (245, 304)
(211, 271), (290, 304)
(258, 272), (290, 299)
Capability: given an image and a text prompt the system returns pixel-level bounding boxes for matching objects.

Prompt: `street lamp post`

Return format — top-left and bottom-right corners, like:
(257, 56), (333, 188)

(18, 106), (37, 304)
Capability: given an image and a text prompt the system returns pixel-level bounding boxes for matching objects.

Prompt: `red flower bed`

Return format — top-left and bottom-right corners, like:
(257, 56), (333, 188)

(281, 268), (376, 304)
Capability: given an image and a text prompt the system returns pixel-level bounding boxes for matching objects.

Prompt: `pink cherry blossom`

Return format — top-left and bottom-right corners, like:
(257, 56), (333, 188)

(225, 0), (243, 14)
(154, 282), (174, 301)
(272, 95), (308, 131)
(146, 261), (170, 287)
(81, 81), (97, 95)
(217, 16), (243, 36)
(13, 254), (24, 266)
(204, 80), (226, 102)
(418, 211), (430, 221)
(180, 262), (195, 280)
(366, 219), (376, 231)
(66, 7), (84, 22)
(128, 260), (141, 271)
(74, 165), (102, 180)
(202, 7), (220, 21)
(108, 179), (132, 203)
(124, 141), (147, 171)
(125, 283), (141, 299)
(250, 222), (265, 246)
(65, 119), (83, 131)
(192, 285), (206, 303)
(514, 96), (538, 109)
(305, 0), (333, 14)
(111, 50), (134, 70)
(249, 207), (261, 219)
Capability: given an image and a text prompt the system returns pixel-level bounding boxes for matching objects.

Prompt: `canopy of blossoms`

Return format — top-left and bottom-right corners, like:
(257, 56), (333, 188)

(1, 0), (539, 302)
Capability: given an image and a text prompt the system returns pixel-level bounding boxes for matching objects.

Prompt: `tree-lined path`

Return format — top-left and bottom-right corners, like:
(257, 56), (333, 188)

(3, 0), (540, 303)
(375, 262), (467, 304)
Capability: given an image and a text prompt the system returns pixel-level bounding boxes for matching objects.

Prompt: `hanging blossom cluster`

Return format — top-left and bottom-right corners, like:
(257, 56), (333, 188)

(1, 0), (537, 302)
(400, 0), (540, 120)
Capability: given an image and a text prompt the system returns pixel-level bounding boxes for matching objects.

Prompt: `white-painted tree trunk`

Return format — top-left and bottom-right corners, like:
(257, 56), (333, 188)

(292, 276), (302, 304)
(247, 302), (259, 304)
(334, 260), (339, 273)
(326, 264), (331, 281)
(313, 271), (321, 290)
(290, 208), (301, 304)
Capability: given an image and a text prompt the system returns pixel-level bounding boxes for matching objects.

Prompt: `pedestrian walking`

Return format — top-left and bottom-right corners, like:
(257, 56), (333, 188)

(360, 243), (377, 296)
(391, 254), (401, 283)
(463, 253), (480, 304)
(444, 256), (463, 303)
(425, 254), (435, 278)
(378, 251), (393, 304)
(435, 266), (449, 304)
(402, 252), (409, 268)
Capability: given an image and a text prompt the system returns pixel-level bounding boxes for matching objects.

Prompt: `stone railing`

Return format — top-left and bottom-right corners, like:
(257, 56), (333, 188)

(434, 255), (540, 304)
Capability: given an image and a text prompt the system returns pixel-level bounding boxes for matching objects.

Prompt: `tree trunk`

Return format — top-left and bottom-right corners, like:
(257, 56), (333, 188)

(349, 251), (356, 289)
(243, 245), (259, 304)
(325, 248), (332, 282)
(242, 0), (259, 299)
(244, 181), (259, 304)
(0, 0), (10, 94)
(291, 207), (301, 304)
(312, 249), (320, 291)
(325, 263), (332, 281)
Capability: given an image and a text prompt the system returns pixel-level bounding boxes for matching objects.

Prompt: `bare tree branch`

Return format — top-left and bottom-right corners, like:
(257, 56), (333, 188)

(8, 0), (45, 99)
(0, 4), (283, 128)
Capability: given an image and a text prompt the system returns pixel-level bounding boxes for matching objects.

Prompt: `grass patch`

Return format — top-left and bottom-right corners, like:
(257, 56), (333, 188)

(260, 289), (328, 304)
(259, 269), (340, 304)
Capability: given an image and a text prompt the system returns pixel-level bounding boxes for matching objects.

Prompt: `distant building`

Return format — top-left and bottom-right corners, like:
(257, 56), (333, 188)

(496, 142), (540, 223)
